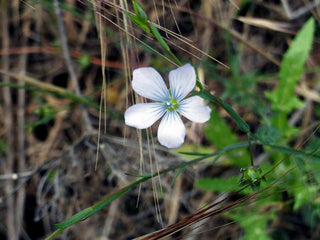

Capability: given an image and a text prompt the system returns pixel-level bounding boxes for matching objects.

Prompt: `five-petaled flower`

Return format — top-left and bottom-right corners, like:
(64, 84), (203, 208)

(124, 63), (211, 149)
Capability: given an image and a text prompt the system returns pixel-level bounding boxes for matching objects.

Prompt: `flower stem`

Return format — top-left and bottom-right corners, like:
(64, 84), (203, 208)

(193, 90), (250, 133)
(193, 89), (255, 167)
(167, 49), (182, 66)
(44, 229), (63, 240)
(247, 133), (255, 167)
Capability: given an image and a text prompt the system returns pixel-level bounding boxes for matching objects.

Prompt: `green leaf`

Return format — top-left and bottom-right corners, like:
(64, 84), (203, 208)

(54, 208), (92, 229)
(149, 22), (182, 65)
(293, 185), (318, 211)
(131, 0), (148, 23)
(301, 203), (320, 228)
(256, 124), (281, 145)
(267, 144), (320, 161)
(195, 176), (240, 193)
(24, 105), (56, 132)
(204, 110), (237, 146)
(232, 211), (274, 240)
(149, 23), (170, 52)
(126, 12), (151, 35)
(78, 54), (91, 70)
(0, 139), (7, 153)
(265, 18), (315, 113)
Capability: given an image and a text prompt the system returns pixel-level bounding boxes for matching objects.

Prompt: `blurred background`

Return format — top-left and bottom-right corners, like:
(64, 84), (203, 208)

(0, 0), (320, 239)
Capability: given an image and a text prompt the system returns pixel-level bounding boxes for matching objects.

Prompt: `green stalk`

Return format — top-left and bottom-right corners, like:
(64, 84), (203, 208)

(193, 90), (250, 133)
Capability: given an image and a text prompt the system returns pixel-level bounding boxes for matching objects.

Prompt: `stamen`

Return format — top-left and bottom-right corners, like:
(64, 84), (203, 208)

(164, 98), (178, 111)
(165, 100), (173, 108)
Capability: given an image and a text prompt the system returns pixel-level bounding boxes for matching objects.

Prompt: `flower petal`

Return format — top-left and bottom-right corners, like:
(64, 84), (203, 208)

(169, 63), (196, 101)
(178, 96), (211, 123)
(157, 112), (186, 149)
(125, 103), (165, 129)
(132, 67), (169, 101)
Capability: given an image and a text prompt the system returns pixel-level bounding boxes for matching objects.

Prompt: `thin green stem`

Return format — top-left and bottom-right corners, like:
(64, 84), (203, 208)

(193, 90), (250, 133)
(247, 133), (255, 167)
(44, 229), (64, 240)
(167, 49), (182, 66)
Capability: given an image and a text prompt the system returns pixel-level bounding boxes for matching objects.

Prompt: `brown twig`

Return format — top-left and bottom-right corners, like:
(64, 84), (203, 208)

(15, 4), (29, 238)
(1, 0), (16, 239)
(53, 0), (93, 132)
(281, 0), (320, 20)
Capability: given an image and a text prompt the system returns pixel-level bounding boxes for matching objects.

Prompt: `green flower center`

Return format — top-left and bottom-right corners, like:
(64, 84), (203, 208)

(164, 98), (178, 111)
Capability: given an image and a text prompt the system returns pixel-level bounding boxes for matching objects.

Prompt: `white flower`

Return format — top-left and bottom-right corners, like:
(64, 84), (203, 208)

(124, 63), (211, 149)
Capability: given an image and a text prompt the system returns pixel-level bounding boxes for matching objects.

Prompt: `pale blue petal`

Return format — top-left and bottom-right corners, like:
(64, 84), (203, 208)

(132, 67), (169, 101)
(178, 96), (211, 123)
(169, 63), (196, 101)
(157, 112), (185, 149)
(125, 103), (165, 129)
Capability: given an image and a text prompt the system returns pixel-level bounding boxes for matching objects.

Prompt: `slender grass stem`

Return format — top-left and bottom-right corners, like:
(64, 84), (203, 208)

(44, 229), (64, 240)
(0, 71), (122, 120)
